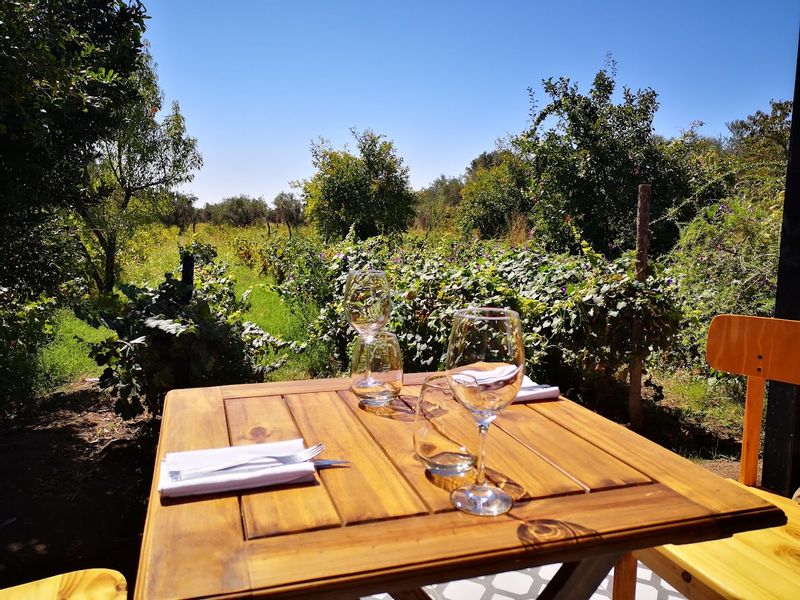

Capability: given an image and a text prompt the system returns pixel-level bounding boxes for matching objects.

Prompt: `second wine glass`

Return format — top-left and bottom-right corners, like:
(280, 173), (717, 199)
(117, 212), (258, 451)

(446, 307), (525, 516)
(344, 270), (392, 403)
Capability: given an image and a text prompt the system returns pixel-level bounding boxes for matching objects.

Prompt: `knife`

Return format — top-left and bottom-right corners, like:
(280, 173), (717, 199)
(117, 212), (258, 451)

(169, 459), (350, 482)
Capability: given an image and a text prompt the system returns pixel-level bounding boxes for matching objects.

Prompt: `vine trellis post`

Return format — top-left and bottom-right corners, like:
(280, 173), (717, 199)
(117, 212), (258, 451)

(628, 183), (651, 431)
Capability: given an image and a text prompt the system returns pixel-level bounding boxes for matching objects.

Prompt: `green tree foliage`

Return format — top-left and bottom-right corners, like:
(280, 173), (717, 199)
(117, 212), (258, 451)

(414, 175), (463, 232)
(201, 195), (271, 226)
(0, 0), (146, 220)
(514, 64), (693, 255)
(302, 129), (416, 240)
(668, 100), (791, 366)
(0, 0), (147, 298)
(272, 192), (304, 235)
(456, 151), (530, 238)
(159, 192), (199, 232)
(76, 52), (202, 293)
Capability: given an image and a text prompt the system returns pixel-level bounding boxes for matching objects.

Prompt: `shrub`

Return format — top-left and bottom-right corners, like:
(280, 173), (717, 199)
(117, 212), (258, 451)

(0, 289), (56, 425)
(91, 248), (302, 419)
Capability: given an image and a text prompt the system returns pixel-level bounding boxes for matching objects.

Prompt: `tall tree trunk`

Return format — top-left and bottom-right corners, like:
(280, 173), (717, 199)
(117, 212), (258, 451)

(103, 233), (117, 293)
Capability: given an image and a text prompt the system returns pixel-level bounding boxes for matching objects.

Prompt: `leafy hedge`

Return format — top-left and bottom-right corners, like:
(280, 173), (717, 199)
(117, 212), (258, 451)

(91, 244), (302, 419)
(0, 288), (56, 424)
(241, 231), (680, 409)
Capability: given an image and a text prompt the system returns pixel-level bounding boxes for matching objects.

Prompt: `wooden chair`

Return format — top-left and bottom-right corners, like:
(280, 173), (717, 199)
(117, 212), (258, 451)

(0, 568), (126, 600)
(613, 314), (800, 600)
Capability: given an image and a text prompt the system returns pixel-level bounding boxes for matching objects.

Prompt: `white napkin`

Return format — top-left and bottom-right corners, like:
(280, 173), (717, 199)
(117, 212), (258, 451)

(454, 367), (559, 402)
(516, 376), (560, 402)
(158, 438), (316, 499)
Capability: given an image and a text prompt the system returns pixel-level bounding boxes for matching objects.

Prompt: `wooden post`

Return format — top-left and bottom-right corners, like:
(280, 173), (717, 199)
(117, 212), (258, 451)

(181, 252), (194, 303)
(628, 184), (651, 431)
(763, 30), (800, 496)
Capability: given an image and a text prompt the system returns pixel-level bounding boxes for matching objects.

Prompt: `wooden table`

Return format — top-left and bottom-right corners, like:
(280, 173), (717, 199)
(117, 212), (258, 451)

(135, 374), (786, 599)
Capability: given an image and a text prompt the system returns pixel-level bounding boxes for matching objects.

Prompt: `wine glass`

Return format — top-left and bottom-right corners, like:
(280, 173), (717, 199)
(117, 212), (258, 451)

(344, 270), (391, 402)
(446, 307), (525, 516)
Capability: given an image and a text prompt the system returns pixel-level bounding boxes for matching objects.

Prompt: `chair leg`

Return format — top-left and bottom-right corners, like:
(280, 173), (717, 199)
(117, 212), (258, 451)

(611, 552), (637, 600)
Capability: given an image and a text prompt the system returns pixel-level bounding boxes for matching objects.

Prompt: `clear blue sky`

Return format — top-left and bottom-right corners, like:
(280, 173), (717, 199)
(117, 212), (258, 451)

(145, 1), (800, 206)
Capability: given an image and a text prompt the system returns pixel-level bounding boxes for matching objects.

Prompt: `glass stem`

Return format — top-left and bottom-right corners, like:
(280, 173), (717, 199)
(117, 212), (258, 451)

(474, 422), (490, 488)
(364, 335), (374, 383)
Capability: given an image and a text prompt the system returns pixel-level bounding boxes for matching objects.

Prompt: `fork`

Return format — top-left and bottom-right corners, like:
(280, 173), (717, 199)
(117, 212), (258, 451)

(168, 442), (326, 481)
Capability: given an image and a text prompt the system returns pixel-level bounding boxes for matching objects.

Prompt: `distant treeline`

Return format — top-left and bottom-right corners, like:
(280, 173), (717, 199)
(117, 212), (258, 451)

(162, 192), (304, 232)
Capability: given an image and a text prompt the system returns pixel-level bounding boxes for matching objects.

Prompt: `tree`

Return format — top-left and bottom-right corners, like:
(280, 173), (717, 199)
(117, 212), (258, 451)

(514, 63), (693, 255)
(414, 175), (463, 232)
(302, 129), (416, 240)
(0, 0), (147, 297)
(272, 192), (304, 235)
(203, 195), (271, 226)
(77, 52), (202, 292)
(160, 192), (199, 232)
(456, 162), (528, 238)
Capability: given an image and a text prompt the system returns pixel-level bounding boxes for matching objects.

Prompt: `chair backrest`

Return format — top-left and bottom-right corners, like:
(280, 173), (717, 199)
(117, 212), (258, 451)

(706, 314), (800, 486)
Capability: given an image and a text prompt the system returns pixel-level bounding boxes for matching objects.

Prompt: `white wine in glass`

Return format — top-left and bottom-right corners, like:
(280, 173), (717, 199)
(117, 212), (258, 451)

(344, 270), (392, 403)
(446, 307), (525, 516)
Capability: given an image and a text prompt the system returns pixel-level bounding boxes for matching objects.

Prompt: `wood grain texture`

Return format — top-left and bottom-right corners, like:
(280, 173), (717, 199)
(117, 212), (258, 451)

(637, 482), (800, 600)
(0, 569), (126, 600)
(529, 399), (783, 524)
(496, 404), (651, 492)
(134, 387), (250, 600)
(611, 553), (636, 600)
(244, 484), (714, 598)
(339, 388), (585, 512)
(741, 375), (765, 486)
(135, 376), (787, 600)
(284, 390), (429, 525)
(706, 314), (800, 385)
(225, 395), (342, 537)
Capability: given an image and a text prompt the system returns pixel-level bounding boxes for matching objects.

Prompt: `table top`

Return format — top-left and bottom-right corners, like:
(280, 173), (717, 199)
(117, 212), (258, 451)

(134, 373), (786, 599)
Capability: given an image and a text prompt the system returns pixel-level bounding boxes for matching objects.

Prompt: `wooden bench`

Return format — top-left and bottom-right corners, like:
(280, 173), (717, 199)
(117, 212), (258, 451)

(615, 314), (800, 599)
(0, 568), (126, 600)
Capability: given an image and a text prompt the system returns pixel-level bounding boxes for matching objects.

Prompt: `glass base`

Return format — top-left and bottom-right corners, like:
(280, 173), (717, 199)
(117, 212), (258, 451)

(450, 483), (513, 516)
(351, 377), (401, 406)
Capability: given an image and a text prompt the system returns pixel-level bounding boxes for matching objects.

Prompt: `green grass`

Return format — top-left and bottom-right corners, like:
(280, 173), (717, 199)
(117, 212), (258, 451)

(40, 309), (111, 388)
(653, 368), (745, 433)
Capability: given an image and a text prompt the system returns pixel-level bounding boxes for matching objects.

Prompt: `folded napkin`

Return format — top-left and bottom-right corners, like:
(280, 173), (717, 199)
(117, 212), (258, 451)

(158, 438), (316, 499)
(516, 376), (560, 402)
(455, 366), (559, 402)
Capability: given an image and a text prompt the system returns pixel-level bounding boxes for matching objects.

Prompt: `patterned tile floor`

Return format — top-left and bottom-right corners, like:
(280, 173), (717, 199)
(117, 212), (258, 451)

(363, 560), (685, 600)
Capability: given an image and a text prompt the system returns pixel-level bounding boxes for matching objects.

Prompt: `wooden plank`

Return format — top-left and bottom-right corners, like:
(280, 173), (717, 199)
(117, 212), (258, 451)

(222, 377), (352, 399)
(638, 481), (800, 600)
(530, 399), (785, 522)
(221, 372), (433, 400)
(134, 387), (250, 600)
(496, 405), (651, 491)
(611, 553), (637, 600)
(741, 376), (765, 486)
(243, 484), (718, 598)
(225, 396), (342, 538)
(635, 547), (727, 600)
(0, 569), (127, 600)
(339, 389), (584, 511)
(284, 391), (429, 524)
(706, 315), (800, 385)
(538, 553), (621, 600)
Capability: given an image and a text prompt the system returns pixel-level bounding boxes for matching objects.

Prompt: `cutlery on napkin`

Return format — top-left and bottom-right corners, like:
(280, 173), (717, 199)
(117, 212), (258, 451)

(158, 438), (324, 499)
